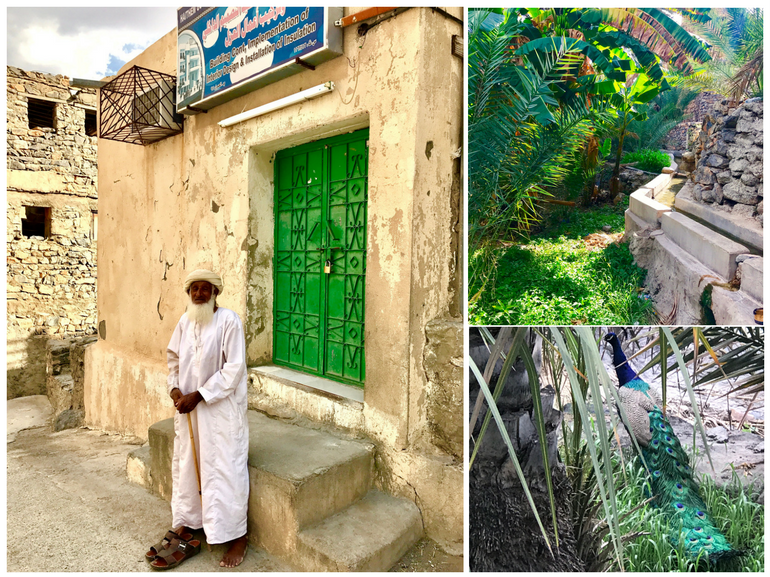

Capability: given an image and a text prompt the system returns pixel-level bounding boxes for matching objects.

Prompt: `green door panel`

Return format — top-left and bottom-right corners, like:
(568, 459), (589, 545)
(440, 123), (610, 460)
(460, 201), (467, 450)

(273, 129), (368, 387)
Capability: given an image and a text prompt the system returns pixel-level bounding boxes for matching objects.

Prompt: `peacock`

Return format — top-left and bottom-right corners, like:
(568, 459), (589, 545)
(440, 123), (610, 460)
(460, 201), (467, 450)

(604, 332), (739, 565)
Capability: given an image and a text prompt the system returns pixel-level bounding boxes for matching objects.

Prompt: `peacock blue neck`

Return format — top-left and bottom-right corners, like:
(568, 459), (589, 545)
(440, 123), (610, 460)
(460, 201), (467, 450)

(606, 333), (640, 387)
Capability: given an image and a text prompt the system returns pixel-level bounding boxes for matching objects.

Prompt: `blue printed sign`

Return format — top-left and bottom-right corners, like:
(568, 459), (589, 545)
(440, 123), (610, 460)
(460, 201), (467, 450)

(177, 7), (342, 114)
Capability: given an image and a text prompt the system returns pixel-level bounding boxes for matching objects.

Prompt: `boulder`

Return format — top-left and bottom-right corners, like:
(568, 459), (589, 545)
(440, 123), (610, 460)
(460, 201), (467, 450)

(716, 170), (732, 185)
(694, 165), (716, 184)
(706, 154), (729, 168)
(723, 181), (759, 205)
(741, 172), (759, 187)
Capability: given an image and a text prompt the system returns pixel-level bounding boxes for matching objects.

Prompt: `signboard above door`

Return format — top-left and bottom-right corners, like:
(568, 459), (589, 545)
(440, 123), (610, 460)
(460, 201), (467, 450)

(176, 7), (343, 115)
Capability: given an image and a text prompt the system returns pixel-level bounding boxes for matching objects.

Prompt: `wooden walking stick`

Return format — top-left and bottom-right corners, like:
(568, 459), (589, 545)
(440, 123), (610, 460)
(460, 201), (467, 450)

(186, 410), (211, 551)
(186, 412), (203, 497)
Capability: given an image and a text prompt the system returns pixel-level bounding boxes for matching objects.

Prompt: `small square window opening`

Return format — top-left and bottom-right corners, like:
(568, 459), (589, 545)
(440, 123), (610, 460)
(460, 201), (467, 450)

(21, 206), (51, 239)
(28, 98), (56, 130)
(85, 110), (97, 136)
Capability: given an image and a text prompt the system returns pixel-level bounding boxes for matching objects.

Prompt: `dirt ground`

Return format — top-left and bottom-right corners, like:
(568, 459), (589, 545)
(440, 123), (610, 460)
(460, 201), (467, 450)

(6, 396), (462, 572)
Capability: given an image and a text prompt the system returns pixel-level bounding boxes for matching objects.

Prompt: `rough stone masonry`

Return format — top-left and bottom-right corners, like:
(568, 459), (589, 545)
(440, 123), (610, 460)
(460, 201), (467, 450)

(687, 97), (763, 225)
(6, 66), (98, 399)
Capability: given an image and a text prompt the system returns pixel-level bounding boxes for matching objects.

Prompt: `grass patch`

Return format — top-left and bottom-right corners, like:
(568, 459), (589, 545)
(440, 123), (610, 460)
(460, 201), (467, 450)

(622, 148), (671, 173)
(608, 459), (764, 571)
(469, 199), (653, 325)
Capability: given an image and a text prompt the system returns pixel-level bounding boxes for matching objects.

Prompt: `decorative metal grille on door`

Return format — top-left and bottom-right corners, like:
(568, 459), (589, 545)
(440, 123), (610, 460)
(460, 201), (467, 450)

(273, 130), (368, 387)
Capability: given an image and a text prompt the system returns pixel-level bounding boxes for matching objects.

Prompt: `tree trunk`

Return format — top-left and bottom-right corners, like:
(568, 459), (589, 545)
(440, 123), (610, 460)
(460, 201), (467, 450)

(610, 128), (626, 198)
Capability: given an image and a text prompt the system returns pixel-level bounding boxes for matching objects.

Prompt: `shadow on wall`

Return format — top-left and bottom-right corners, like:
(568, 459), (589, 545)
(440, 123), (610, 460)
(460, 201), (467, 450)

(6, 332), (48, 400)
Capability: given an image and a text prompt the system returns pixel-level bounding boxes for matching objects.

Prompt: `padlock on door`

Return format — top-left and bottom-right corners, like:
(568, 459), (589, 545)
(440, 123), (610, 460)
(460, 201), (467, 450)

(324, 259), (331, 274)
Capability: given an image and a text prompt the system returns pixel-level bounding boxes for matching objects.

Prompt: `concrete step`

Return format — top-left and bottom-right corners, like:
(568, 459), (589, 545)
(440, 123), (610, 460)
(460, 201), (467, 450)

(296, 490), (423, 571)
(661, 211), (749, 279)
(143, 409), (402, 569)
(246, 411), (375, 559)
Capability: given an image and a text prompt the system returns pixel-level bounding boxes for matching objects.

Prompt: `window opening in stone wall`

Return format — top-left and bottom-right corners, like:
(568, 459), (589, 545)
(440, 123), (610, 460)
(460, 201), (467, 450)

(91, 211), (98, 241)
(21, 206), (51, 239)
(85, 109), (97, 136)
(28, 98), (56, 130)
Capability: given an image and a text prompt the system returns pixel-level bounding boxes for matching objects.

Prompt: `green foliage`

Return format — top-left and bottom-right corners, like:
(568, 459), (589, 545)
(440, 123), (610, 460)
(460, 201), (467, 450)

(622, 149), (671, 174)
(682, 8), (763, 99)
(469, 201), (654, 325)
(624, 86), (698, 153)
(468, 9), (595, 297)
(467, 7), (715, 299)
(609, 460), (764, 571)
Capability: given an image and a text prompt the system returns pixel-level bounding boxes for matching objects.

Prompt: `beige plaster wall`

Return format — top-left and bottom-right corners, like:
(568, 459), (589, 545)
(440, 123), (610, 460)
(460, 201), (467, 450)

(85, 7), (463, 548)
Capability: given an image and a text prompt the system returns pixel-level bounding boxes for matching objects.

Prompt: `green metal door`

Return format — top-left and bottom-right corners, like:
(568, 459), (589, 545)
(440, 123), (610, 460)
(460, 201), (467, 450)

(273, 129), (368, 387)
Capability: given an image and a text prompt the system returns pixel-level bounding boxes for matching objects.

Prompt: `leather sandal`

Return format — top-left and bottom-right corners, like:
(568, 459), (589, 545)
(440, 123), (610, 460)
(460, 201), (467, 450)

(145, 530), (194, 561)
(150, 538), (202, 570)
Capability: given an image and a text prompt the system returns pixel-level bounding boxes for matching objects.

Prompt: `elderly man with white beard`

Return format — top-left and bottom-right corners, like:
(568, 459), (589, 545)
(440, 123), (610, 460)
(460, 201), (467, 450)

(146, 269), (249, 570)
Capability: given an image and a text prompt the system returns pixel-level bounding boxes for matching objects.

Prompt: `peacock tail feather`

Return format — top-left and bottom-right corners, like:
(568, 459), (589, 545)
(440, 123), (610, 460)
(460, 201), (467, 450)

(642, 409), (737, 563)
(604, 332), (739, 565)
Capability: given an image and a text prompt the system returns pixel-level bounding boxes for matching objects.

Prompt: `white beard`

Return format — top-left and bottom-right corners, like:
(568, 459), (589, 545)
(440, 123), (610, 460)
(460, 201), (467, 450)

(187, 296), (216, 325)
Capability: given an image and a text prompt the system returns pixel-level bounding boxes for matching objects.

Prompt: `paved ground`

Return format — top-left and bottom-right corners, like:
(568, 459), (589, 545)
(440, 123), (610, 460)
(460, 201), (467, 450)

(7, 396), (463, 572)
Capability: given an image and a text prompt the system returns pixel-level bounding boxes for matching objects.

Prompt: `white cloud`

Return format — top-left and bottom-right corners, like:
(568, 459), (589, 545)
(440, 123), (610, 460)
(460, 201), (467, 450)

(7, 8), (176, 79)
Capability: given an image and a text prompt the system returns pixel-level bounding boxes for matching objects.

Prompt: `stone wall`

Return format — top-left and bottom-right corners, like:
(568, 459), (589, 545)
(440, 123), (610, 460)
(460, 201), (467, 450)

(663, 91), (724, 150)
(46, 336), (98, 431)
(688, 97), (763, 226)
(6, 66), (98, 399)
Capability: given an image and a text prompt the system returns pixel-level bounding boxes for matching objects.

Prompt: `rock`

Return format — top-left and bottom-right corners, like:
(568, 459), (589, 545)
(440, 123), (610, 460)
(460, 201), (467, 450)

(713, 140), (730, 157)
(714, 183), (724, 204)
(693, 184), (703, 201)
(743, 97), (763, 114)
(682, 151), (695, 162)
(701, 186), (716, 203)
(729, 157), (749, 174)
(734, 132), (755, 148)
(737, 117), (763, 133)
(694, 165), (716, 184)
(721, 129), (737, 143)
(728, 145), (749, 161)
(723, 181), (760, 205)
(716, 170), (732, 185)
(746, 147), (763, 163)
(747, 162), (763, 177)
(54, 409), (84, 432)
(706, 425), (729, 444)
(758, 200), (764, 216)
(723, 114), (739, 128)
(741, 172), (759, 187)
(602, 225), (612, 233)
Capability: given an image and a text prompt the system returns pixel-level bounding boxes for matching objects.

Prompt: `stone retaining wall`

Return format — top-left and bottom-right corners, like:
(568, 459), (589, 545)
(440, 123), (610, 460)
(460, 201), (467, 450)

(6, 66), (98, 399)
(663, 91), (724, 150)
(688, 97), (763, 225)
(46, 336), (98, 430)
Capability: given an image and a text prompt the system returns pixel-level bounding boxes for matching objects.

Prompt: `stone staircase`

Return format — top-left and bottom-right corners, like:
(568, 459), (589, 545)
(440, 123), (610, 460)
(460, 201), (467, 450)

(128, 410), (422, 571)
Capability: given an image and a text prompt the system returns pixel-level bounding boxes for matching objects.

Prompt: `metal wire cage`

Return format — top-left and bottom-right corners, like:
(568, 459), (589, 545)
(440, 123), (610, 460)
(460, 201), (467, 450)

(99, 66), (183, 145)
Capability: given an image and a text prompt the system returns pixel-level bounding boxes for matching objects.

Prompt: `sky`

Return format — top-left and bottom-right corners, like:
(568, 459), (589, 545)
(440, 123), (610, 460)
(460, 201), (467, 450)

(6, 7), (178, 80)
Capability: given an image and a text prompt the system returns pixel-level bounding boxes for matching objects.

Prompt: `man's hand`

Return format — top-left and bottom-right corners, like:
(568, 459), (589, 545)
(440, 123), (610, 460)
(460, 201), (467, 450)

(170, 388), (183, 406)
(176, 391), (204, 414)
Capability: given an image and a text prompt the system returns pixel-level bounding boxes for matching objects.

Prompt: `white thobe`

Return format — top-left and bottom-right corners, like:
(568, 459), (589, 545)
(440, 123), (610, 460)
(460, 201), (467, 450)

(166, 307), (249, 544)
